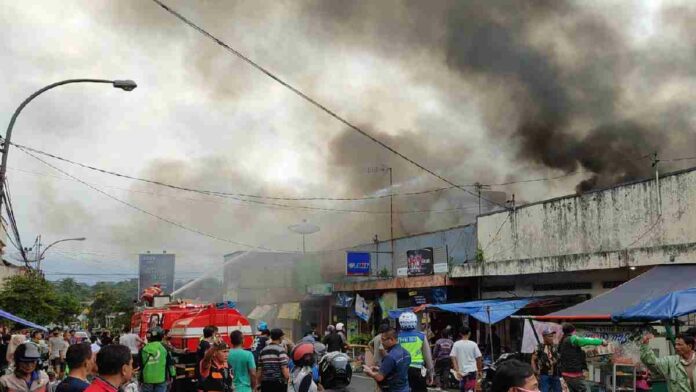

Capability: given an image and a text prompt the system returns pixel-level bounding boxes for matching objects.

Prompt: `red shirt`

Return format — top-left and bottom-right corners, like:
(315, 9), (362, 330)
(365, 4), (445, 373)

(84, 378), (118, 392)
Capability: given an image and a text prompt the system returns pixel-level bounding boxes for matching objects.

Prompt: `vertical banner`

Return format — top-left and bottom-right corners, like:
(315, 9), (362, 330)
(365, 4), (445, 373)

(139, 253), (175, 295)
(406, 247), (434, 276)
(355, 294), (371, 321)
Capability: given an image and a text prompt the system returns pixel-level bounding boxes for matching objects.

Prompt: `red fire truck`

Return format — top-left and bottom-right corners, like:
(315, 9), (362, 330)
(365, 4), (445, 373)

(131, 300), (254, 392)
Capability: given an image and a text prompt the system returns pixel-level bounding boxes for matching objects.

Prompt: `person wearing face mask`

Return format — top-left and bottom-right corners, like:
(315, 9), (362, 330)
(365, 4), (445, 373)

(641, 333), (696, 392)
(0, 342), (49, 392)
(83, 345), (134, 392)
(492, 360), (540, 392)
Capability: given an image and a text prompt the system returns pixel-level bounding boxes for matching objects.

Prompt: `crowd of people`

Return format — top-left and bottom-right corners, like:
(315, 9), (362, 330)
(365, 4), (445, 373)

(4, 317), (696, 392)
(361, 314), (613, 392)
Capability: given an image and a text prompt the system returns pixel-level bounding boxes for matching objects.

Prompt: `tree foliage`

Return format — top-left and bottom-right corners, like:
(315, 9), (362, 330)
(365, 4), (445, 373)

(0, 273), (139, 331)
(0, 272), (60, 325)
(87, 279), (138, 330)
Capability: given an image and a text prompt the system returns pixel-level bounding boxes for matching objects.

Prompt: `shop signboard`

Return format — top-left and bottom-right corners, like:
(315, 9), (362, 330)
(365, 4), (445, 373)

(307, 283), (333, 296)
(346, 252), (371, 276)
(406, 247), (434, 276)
(408, 287), (447, 305)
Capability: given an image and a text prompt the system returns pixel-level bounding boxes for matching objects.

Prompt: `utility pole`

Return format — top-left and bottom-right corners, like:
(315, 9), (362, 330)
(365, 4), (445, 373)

(388, 167), (394, 277)
(474, 182), (491, 215)
(652, 152), (661, 215)
(373, 234), (380, 276)
(368, 166), (394, 275)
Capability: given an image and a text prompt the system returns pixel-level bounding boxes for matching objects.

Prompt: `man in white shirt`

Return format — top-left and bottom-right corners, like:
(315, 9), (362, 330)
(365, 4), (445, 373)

(117, 327), (143, 368)
(450, 326), (482, 392)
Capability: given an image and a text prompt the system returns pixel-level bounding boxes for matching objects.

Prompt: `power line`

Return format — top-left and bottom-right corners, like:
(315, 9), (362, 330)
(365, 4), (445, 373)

(10, 143), (484, 215)
(16, 146), (386, 254)
(17, 146), (280, 252)
(150, 0), (509, 210)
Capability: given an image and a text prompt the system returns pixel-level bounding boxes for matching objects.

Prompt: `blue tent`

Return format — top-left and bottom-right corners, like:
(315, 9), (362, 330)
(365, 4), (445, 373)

(537, 264), (696, 321)
(430, 298), (535, 324)
(0, 309), (47, 331)
(388, 298), (536, 324)
(612, 287), (696, 322)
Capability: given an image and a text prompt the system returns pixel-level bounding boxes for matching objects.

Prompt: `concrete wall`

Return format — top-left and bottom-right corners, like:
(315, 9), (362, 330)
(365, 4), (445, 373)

(452, 167), (696, 277)
(0, 263), (23, 285)
(479, 268), (643, 299)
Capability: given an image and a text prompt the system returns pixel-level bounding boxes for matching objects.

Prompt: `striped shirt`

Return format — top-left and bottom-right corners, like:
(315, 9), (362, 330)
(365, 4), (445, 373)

(259, 344), (289, 382)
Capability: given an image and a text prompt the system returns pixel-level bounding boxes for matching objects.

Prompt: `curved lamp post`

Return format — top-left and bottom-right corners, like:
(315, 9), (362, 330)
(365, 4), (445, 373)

(36, 237), (87, 271)
(0, 79), (137, 214)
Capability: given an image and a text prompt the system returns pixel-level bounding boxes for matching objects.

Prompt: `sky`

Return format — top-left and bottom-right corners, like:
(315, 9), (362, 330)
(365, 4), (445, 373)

(1, 0), (695, 284)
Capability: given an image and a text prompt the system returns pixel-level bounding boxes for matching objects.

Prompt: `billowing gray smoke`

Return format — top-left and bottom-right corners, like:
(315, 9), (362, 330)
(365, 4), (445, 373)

(93, 0), (696, 252)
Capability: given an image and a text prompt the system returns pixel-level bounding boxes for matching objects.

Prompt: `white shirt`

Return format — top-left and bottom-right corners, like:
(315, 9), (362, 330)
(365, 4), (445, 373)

(91, 343), (101, 354)
(119, 333), (140, 354)
(450, 339), (482, 373)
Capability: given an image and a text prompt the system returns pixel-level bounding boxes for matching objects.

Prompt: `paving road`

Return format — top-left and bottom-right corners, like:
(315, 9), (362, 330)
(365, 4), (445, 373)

(327, 374), (457, 391)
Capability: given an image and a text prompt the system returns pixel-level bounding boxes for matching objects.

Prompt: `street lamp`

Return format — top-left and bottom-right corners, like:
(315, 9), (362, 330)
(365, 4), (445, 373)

(0, 78), (138, 215)
(35, 237), (87, 271)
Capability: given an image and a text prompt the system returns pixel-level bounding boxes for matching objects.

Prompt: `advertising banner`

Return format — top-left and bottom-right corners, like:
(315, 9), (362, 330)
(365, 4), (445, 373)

(355, 294), (371, 321)
(138, 253), (175, 295)
(346, 251), (371, 276)
(406, 247), (434, 276)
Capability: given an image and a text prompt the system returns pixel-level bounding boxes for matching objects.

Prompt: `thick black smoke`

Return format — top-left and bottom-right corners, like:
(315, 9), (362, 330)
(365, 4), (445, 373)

(443, 1), (694, 192)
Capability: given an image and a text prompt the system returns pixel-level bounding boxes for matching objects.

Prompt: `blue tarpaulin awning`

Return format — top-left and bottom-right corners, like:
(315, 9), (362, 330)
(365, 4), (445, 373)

(430, 298), (535, 324)
(536, 264), (696, 321)
(388, 298), (536, 324)
(612, 287), (696, 322)
(0, 309), (47, 331)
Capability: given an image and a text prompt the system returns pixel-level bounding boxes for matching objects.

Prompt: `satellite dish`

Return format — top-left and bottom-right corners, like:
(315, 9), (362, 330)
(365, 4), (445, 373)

(288, 220), (321, 235)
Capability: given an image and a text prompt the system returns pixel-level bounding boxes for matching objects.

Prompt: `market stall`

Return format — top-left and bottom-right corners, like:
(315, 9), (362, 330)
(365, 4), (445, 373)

(526, 264), (696, 392)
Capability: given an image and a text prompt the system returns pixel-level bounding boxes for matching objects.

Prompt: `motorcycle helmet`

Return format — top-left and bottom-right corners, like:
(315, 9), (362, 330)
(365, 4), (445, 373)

(257, 321), (269, 334)
(335, 322), (344, 332)
(313, 342), (327, 358)
(320, 351), (352, 389)
(14, 342), (41, 363)
(147, 326), (164, 342)
(292, 342), (316, 367)
(398, 311), (418, 331)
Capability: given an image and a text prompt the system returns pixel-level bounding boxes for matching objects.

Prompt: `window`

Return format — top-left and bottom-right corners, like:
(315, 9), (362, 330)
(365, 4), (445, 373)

(532, 282), (592, 291)
(602, 281), (626, 289)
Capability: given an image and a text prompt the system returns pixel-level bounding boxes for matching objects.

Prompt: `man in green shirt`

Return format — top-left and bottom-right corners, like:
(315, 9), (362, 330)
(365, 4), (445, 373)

(228, 330), (256, 392)
(641, 333), (696, 392)
(139, 327), (175, 392)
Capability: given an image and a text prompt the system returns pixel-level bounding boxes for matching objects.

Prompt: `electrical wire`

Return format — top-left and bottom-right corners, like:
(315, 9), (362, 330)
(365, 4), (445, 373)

(8, 158), (484, 215)
(10, 143), (490, 215)
(150, 0), (509, 210)
(16, 146), (385, 254)
(17, 146), (280, 252)
(2, 180), (28, 264)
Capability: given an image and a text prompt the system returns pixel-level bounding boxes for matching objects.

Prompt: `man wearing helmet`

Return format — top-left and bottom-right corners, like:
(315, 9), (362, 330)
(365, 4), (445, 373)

(289, 343), (319, 392)
(0, 342), (50, 392)
(139, 327), (175, 392)
(397, 312), (434, 392)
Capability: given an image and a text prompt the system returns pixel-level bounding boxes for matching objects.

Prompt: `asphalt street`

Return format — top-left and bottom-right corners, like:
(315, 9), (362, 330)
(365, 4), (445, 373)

(329, 374), (458, 391)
